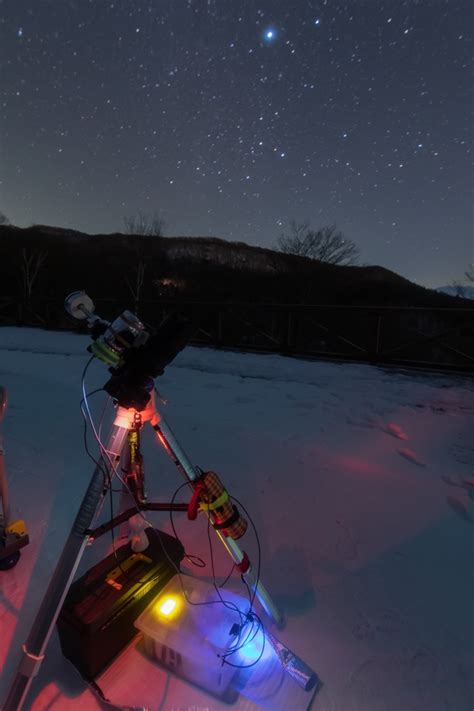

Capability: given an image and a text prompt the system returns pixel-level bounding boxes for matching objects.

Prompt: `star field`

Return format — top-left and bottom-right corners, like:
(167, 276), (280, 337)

(0, 0), (472, 286)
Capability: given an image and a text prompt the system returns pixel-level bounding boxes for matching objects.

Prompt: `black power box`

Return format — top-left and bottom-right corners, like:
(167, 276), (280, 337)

(57, 527), (184, 680)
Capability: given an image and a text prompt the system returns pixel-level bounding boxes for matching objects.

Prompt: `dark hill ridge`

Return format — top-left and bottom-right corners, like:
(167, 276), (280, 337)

(0, 223), (470, 308)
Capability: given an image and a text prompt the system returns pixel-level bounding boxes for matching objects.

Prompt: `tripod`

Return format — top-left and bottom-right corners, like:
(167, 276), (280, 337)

(2, 295), (283, 711)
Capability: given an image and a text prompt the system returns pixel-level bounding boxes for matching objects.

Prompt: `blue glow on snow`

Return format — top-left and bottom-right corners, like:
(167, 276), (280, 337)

(237, 628), (273, 665)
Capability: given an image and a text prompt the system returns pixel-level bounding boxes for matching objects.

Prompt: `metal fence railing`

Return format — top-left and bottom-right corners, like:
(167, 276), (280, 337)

(1, 297), (473, 373)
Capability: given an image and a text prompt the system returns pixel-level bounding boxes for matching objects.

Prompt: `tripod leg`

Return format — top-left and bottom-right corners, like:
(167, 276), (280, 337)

(0, 386), (11, 527)
(0, 435), (11, 528)
(153, 417), (283, 627)
(2, 424), (130, 711)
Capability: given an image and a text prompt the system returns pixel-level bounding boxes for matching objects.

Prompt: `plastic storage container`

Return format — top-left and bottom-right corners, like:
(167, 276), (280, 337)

(134, 575), (250, 699)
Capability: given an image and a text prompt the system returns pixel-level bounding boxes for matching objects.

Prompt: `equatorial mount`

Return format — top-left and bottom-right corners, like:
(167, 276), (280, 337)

(65, 291), (195, 410)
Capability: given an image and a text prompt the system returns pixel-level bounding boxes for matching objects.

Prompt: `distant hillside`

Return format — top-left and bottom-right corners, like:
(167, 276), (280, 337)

(0, 223), (471, 309)
(436, 285), (474, 300)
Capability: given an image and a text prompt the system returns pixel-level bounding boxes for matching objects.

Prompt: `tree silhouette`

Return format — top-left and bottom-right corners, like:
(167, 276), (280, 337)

(276, 221), (360, 266)
(122, 212), (166, 312)
(123, 211), (165, 237)
(20, 247), (48, 301)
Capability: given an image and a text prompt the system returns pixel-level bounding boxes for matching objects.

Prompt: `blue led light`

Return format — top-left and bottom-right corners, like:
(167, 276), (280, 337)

(236, 628), (272, 664)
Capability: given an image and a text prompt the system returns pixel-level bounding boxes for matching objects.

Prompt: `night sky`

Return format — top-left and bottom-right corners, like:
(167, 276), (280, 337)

(1, 1), (472, 287)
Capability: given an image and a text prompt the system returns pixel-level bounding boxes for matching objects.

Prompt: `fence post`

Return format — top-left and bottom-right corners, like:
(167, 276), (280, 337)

(216, 308), (223, 347)
(373, 312), (382, 363)
(284, 310), (293, 352)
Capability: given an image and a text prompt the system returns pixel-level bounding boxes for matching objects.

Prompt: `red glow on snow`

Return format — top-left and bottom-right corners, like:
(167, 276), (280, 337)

(0, 607), (17, 670)
(29, 683), (63, 710)
(0, 505), (50, 673)
(30, 682), (102, 710)
(0, 549), (37, 670)
(336, 454), (386, 478)
(155, 430), (171, 454)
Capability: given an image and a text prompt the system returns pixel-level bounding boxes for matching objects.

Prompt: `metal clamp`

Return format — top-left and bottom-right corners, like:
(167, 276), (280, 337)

(19, 646), (45, 678)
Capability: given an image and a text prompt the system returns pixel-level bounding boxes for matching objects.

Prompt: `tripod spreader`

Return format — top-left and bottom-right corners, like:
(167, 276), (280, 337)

(87, 470), (247, 551)
(85, 501), (189, 541)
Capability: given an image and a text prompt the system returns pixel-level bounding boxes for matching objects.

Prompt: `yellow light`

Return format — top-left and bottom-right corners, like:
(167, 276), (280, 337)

(153, 595), (181, 620)
(160, 598), (177, 616)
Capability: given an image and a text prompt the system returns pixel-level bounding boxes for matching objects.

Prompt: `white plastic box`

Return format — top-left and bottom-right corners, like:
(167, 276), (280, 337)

(134, 574), (247, 699)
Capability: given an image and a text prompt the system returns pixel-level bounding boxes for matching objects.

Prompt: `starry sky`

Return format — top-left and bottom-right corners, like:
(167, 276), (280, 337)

(1, 0), (473, 287)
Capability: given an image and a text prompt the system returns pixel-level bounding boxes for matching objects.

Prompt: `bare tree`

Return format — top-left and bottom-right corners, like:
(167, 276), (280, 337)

(122, 213), (166, 311)
(123, 211), (166, 237)
(465, 264), (474, 282)
(0, 211), (10, 226)
(449, 280), (466, 298)
(20, 247), (48, 301)
(276, 221), (360, 266)
(125, 260), (146, 309)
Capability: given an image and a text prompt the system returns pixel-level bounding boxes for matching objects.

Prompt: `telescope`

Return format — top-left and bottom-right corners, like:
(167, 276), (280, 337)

(65, 291), (195, 410)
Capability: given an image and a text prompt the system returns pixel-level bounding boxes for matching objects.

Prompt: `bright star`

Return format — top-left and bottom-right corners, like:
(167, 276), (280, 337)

(264, 28), (277, 43)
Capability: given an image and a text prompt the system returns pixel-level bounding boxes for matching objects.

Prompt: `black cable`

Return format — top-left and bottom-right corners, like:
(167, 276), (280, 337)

(83, 396), (201, 588)
(78, 373), (126, 599)
(80, 388), (107, 476)
(219, 562), (237, 588)
(80, 391), (125, 566)
(166, 480), (254, 651)
(168, 481), (206, 568)
(205, 502), (248, 623)
(230, 495), (262, 609)
(217, 495), (267, 667)
(200, 482), (268, 668)
(80, 368), (151, 585)
(80, 367), (267, 669)
(79, 357), (106, 475)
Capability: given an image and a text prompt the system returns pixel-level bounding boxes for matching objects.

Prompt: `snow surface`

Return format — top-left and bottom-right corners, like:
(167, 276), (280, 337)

(0, 327), (473, 711)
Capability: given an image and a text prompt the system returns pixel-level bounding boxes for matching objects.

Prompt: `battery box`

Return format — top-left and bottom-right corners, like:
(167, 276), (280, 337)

(57, 527), (184, 680)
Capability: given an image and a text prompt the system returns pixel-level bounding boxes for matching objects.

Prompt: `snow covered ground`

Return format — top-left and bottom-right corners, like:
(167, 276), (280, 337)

(0, 327), (473, 711)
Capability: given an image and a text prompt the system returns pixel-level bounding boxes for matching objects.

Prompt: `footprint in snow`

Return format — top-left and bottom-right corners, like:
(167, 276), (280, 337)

(352, 614), (377, 641)
(383, 423), (408, 440)
(446, 496), (473, 523)
(335, 519), (358, 562)
(398, 448), (425, 467)
(441, 473), (474, 499)
(345, 415), (377, 430)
